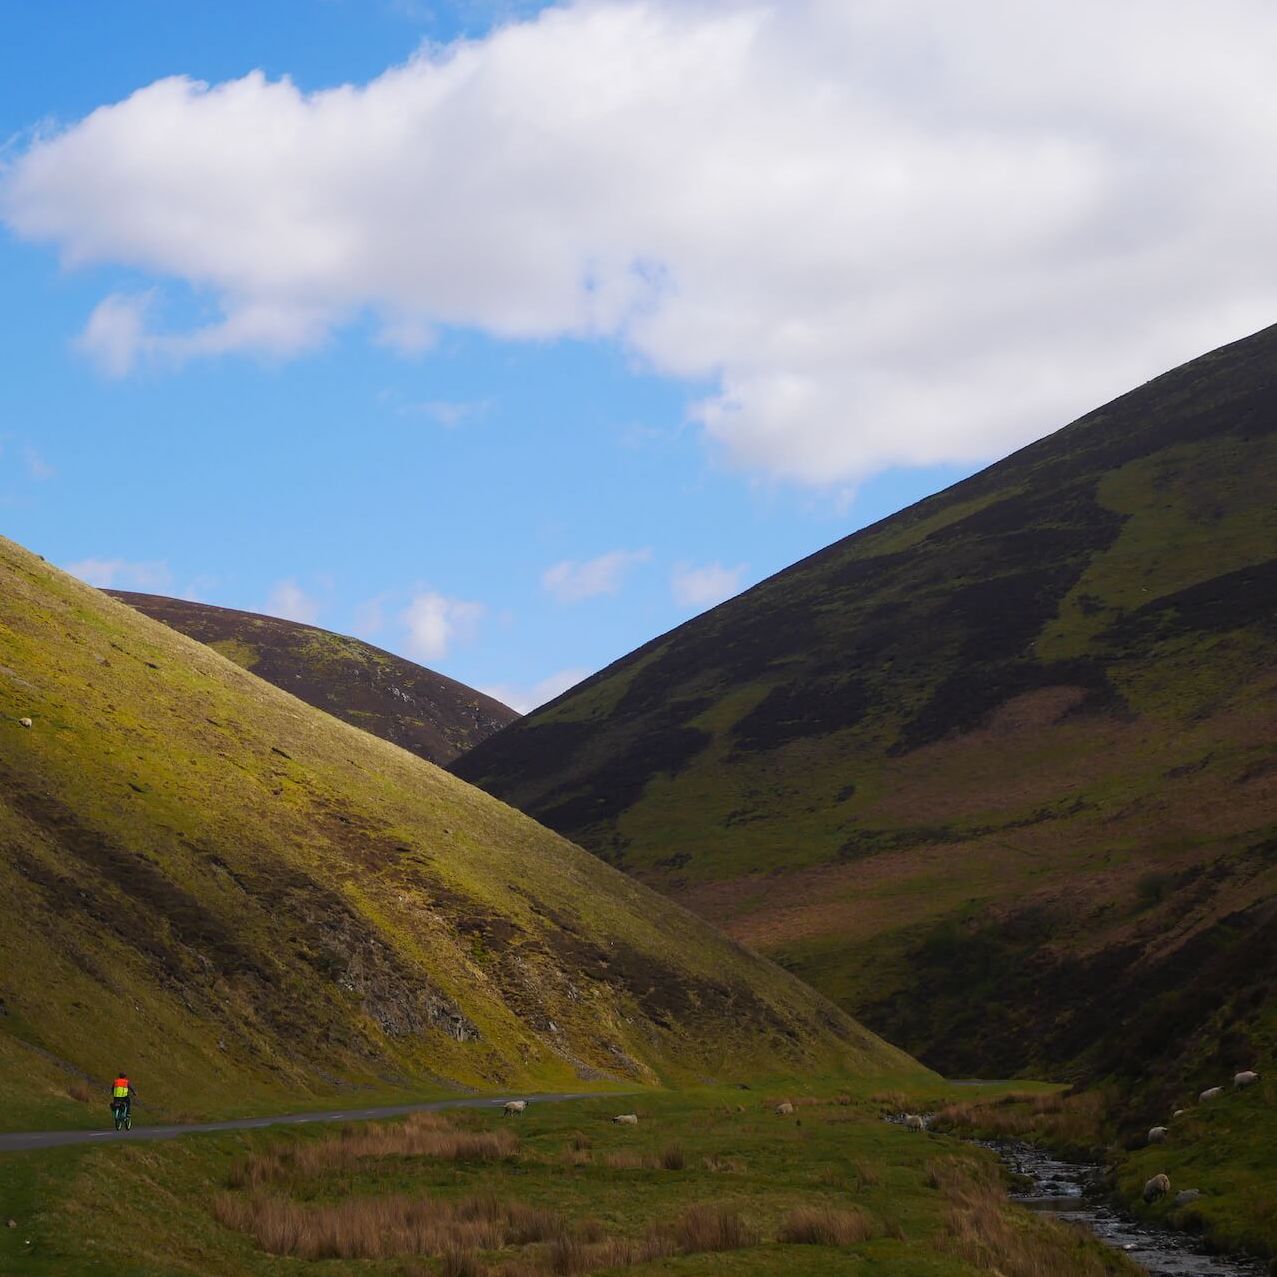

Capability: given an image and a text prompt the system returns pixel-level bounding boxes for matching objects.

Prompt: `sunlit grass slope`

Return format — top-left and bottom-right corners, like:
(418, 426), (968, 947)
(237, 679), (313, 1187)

(108, 591), (518, 766)
(0, 538), (916, 1130)
(454, 322), (1277, 1100)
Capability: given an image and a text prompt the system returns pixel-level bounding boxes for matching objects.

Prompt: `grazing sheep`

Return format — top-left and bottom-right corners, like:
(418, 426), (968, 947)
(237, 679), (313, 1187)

(612, 1113), (639, 1125)
(503, 1100), (527, 1117)
(1142, 1173), (1170, 1203)
(1147, 1126), (1168, 1144)
(1172, 1109), (1186, 1119)
(18, 718), (31, 729)
(1172, 1189), (1201, 1207)
(1234, 1071), (1259, 1089)
(904, 1114), (925, 1132)
(1199, 1086), (1223, 1102)
(775, 1102), (794, 1116)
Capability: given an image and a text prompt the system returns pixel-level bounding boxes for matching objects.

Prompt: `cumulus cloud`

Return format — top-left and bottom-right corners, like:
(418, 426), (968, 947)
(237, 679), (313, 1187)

(542, 548), (650, 603)
(400, 590), (484, 661)
(8, 1), (1277, 480)
(264, 578), (322, 624)
(482, 666), (590, 714)
(65, 557), (172, 591)
(671, 561), (747, 610)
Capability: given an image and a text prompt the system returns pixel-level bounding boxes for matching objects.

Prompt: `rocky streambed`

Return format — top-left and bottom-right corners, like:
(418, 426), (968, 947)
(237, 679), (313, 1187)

(987, 1138), (1267, 1277)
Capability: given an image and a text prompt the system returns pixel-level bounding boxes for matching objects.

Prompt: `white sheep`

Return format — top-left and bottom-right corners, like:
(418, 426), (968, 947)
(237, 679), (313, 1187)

(1142, 1173), (1170, 1203)
(904, 1114), (925, 1132)
(1234, 1071), (1259, 1089)
(18, 718), (32, 729)
(503, 1100), (527, 1117)
(775, 1102), (794, 1116)
(1147, 1126), (1168, 1144)
(612, 1113), (639, 1125)
(1199, 1086), (1223, 1102)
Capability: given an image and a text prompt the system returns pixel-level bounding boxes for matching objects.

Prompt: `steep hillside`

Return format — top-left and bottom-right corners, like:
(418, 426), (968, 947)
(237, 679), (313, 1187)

(454, 323), (1277, 1099)
(108, 592), (517, 765)
(0, 537), (915, 1130)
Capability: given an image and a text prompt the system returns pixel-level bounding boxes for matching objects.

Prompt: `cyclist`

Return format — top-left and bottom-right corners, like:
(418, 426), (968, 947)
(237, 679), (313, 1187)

(110, 1073), (135, 1129)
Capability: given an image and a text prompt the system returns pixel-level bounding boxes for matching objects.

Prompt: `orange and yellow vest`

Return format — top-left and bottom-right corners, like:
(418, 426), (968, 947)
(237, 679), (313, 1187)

(113, 1077), (129, 1099)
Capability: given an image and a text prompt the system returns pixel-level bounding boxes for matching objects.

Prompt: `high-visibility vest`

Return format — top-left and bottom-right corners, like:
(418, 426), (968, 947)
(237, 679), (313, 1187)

(113, 1077), (129, 1098)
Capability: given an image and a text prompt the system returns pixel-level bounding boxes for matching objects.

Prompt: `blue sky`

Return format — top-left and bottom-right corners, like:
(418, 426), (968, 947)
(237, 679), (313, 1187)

(3, 1), (1274, 709)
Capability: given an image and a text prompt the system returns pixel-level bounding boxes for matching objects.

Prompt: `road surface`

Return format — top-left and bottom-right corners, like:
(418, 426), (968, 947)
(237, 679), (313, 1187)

(0, 1091), (612, 1154)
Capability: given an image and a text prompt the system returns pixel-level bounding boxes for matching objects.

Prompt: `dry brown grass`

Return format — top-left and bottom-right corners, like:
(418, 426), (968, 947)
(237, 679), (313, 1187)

(930, 1090), (1106, 1153)
(927, 1157), (1139, 1276)
(391, 1201), (758, 1276)
(660, 1145), (686, 1171)
(600, 1150), (656, 1170)
(65, 1081), (96, 1105)
(870, 1090), (908, 1112)
(214, 1190), (563, 1261)
(778, 1205), (876, 1245)
(701, 1155), (746, 1174)
(227, 1112), (517, 1189)
(669, 1202), (758, 1253)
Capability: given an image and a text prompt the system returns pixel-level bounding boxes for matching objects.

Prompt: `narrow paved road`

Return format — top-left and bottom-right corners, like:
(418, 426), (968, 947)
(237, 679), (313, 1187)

(0, 1091), (613, 1154)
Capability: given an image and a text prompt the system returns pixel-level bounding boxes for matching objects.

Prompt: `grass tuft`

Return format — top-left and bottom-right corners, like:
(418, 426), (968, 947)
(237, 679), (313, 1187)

(778, 1205), (876, 1245)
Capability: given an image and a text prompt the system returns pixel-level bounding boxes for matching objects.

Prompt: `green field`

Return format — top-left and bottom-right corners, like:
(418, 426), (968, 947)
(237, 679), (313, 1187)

(0, 1080), (1141, 1277)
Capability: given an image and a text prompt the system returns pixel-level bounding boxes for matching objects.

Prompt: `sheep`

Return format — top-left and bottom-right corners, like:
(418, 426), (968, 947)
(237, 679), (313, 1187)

(1172, 1189), (1201, 1207)
(1234, 1071), (1259, 1089)
(612, 1113), (639, 1125)
(1172, 1109), (1186, 1119)
(1199, 1086), (1223, 1102)
(1142, 1173), (1170, 1203)
(1147, 1126), (1168, 1144)
(904, 1114), (925, 1132)
(503, 1100), (527, 1117)
(775, 1102), (794, 1116)
(17, 718), (31, 729)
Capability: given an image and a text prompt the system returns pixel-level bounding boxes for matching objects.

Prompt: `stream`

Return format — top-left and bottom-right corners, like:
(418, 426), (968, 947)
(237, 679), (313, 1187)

(983, 1138), (1268, 1276)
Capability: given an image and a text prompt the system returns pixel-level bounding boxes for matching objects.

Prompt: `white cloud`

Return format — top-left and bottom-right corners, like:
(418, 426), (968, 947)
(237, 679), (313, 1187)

(400, 590), (484, 662)
(65, 557), (172, 591)
(671, 561), (747, 610)
(542, 548), (650, 603)
(23, 447), (54, 480)
(482, 666), (590, 714)
(8, 2), (1277, 481)
(380, 390), (493, 427)
(264, 578), (322, 625)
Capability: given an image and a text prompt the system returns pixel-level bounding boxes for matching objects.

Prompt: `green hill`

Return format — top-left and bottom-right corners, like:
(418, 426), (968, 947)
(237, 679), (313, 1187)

(107, 592), (517, 766)
(0, 537), (915, 1131)
(453, 323), (1277, 1103)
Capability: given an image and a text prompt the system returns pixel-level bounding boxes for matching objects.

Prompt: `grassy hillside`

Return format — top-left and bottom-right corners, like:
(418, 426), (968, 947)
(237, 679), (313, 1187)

(454, 322), (1277, 1106)
(0, 537), (916, 1131)
(108, 592), (517, 766)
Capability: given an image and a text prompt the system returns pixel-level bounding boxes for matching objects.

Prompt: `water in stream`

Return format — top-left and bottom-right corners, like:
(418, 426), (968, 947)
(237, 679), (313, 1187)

(988, 1138), (1268, 1277)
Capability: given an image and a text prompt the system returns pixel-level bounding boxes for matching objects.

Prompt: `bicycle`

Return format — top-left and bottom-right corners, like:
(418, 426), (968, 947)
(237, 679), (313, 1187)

(111, 1100), (132, 1132)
